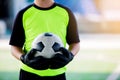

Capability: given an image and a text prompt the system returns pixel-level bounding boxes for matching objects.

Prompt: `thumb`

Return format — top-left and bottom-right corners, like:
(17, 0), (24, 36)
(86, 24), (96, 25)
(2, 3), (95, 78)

(25, 49), (37, 61)
(59, 47), (70, 58)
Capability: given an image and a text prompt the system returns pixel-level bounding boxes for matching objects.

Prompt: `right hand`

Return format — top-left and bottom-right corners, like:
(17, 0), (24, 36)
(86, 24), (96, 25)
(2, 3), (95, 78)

(20, 49), (50, 70)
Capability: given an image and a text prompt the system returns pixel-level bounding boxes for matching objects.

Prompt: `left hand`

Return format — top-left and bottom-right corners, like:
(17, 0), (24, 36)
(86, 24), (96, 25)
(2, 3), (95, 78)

(50, 47), (74, 69)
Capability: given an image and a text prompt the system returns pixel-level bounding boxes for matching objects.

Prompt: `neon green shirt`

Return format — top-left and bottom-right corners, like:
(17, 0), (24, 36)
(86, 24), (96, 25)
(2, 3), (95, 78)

(9, 3), (80, 76)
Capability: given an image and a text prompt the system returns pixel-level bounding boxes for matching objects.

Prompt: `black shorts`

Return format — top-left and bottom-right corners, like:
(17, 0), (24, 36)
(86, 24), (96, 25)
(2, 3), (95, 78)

(19, 69), (66, 80)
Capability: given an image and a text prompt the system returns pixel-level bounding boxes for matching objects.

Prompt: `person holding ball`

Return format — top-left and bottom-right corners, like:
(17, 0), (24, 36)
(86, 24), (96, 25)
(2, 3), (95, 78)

(9, 0), (80, 80)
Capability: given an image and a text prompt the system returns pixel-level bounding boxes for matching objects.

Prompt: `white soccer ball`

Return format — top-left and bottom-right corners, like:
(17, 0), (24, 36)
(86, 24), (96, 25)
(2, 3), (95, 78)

(32, 33), (64, 58)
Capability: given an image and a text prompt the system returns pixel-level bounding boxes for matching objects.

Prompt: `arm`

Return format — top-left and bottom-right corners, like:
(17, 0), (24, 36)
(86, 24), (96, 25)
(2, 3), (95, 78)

(11, 45), (24, 60)
(69, 42), (80, 56)
(66, 7), (80, 55)
(9, 10), (25, 61)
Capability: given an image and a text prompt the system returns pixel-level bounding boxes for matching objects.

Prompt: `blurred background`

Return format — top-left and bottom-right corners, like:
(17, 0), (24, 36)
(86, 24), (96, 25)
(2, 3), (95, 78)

(0, 0), (120, 80)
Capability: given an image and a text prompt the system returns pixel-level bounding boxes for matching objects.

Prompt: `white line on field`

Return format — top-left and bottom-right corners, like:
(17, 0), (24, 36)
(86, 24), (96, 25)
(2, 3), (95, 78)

(106, 64), (120, 80)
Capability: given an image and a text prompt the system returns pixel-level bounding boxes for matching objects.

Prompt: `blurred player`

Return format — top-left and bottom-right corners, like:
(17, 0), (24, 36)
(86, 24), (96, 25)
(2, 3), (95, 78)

(9, 0), (80, 80)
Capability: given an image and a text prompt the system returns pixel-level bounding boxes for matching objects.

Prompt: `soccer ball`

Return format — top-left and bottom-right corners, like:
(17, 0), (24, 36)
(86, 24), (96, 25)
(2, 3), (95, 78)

(32, 33), (64, 58)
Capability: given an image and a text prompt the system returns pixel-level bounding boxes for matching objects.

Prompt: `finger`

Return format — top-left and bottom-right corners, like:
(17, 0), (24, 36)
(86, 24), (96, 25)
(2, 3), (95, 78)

(27, 49), (37, 59)
(52, 54), (68, 62)
(59, 47), (69, 58)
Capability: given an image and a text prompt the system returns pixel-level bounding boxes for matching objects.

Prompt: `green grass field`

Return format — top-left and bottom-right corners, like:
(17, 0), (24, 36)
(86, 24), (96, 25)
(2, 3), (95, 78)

(0, 48), (120, 80)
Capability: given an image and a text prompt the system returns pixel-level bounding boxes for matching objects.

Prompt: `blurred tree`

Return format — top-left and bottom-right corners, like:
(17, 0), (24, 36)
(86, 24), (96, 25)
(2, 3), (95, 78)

(27, 0), (34, 3)
(55, 0), (84, 14)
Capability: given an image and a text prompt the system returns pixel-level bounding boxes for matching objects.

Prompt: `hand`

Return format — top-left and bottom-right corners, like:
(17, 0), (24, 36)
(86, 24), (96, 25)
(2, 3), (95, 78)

(20, 49), (50, 70)
(50, 47), (74, 69)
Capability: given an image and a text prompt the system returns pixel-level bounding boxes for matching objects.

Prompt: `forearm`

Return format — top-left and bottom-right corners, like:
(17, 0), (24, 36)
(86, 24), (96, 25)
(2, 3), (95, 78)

(11, 45), (24, 60)
(68, 42), (80, 56)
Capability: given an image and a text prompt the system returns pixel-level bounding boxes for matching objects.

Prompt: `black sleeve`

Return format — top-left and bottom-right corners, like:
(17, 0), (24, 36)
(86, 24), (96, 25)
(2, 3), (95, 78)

(66, 8), (80, 44)
(9, 11), (25, 48)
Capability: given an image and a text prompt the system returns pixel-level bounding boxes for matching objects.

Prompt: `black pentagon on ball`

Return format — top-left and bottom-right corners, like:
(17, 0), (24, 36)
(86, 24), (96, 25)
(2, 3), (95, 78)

(52, 42), (61, 52)
(37, 42), (45, 52)
(44, 33), (52, 36)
